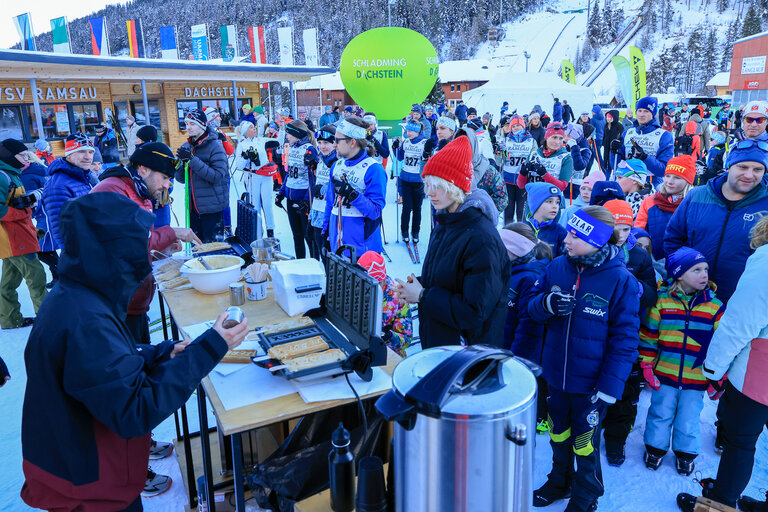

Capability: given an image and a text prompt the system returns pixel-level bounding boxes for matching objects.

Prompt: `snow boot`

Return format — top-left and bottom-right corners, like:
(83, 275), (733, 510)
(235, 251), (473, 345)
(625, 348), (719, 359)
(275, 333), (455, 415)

(149, 438), (174, 460)
(644, 447), (665, 471)
(739, 492), (768, 512)
(142, 468), (172, 497)
(674, 452), (696, 476)
(533, 480), (571, 507)
(605, 441), (626, 467)
(676, 493), (699, 512)
(564, 499), (598, 512)
(536, 419), (550, 434)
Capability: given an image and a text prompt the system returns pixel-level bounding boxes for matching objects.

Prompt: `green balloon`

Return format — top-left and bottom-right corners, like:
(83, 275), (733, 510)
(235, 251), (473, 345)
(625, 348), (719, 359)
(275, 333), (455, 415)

(340, 28), (439, 120)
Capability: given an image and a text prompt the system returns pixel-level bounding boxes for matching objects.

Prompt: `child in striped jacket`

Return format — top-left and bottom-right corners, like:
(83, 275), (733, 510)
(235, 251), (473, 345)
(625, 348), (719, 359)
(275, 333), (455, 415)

(638, 247), (725, 477)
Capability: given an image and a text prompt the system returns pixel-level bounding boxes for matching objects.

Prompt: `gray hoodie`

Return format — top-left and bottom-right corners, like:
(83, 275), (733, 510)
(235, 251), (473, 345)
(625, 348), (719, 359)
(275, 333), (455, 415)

(454, 128), (489, 186)
(450, 188), (498, 224)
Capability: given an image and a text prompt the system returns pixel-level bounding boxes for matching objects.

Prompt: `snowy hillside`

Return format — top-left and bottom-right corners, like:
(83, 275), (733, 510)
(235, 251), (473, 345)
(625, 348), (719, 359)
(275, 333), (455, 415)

(472, 0), (746, 96)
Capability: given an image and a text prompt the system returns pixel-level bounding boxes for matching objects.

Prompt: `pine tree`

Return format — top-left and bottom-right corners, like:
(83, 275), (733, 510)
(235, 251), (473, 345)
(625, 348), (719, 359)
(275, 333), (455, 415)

(588, 0), (602, 46)
(602, 3), (615, 44)
(742, 5), (762, 38)
(716, 0), (729, 12)
(704, 32), (719, 79)
(721, 19), (741, 71)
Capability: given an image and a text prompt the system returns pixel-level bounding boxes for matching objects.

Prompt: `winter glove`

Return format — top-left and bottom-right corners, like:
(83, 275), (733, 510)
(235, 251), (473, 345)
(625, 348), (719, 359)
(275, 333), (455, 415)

(332, 178), (359, 205)
(610, 139), (623, 153)
(707, 376), (727, 401)
(303, 151), (317, 171)
(531, 161), (548, 177)
(520, 161), (533, 177)
(422, 138), (437, 159)
(244, 148), (260, 166)
(381, 325), (393, 342)
(640, 362), (661, 391)
(544, 292), (576, 316)
(629, 140), (648, 160)
(176, 144), (193, 162)
(593, 391), (617, 405)
(437, 139), (449, 152)
(275, 193), (285, 209)
(372, 136), (384, 155)
(292, 200), (310, 216)
(312, 183), (325, 200)
(0, 356), (8, 387)
(566, 138), (577, 150)
(391, 138), (401, 151)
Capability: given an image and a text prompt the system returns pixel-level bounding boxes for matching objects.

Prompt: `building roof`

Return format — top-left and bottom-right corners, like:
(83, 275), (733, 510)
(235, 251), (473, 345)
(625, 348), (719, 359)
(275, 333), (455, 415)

(706, 71), (731, 87)
(0, 49), (334, 83)
(294, 72), (345, 91)
(438, 59), (507, 83)
(734, 30), (768, 45)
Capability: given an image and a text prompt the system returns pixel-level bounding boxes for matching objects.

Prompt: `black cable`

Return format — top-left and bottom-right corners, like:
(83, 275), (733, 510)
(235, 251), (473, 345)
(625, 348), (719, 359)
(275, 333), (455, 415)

(344, 371), (368, 451)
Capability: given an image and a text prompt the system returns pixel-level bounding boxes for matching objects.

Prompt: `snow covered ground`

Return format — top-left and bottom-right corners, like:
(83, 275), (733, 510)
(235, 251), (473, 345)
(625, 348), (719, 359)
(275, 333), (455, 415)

(1, 166), (767, 511)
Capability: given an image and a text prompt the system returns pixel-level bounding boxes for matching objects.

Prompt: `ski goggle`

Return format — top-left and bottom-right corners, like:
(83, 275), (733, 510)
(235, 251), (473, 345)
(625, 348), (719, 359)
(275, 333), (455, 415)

(744, 116), (767, 124)
(734, 139), (768, 151)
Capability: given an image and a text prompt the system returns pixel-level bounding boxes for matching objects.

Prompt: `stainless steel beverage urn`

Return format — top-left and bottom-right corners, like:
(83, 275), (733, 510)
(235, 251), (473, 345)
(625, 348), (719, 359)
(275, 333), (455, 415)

(375, 345), (538, 512)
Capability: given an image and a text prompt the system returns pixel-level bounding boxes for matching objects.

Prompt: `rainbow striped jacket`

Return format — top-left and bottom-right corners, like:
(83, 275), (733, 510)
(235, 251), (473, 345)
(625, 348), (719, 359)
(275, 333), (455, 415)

(639, 283), (725, 390)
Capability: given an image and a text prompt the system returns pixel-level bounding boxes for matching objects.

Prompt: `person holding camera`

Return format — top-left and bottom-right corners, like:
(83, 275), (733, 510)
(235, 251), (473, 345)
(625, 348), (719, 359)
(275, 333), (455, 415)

(0, 139), (47, 329)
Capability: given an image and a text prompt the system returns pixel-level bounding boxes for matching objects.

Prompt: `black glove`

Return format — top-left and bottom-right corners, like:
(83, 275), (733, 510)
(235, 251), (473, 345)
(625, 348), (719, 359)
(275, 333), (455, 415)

(0, 356), (8, 387)
(423, 138), (436, 159)
(332, 178), (359, 205)
(312, 183), (325, 199)
(366, 131), (375, 142)
(382, 325), (393, 342)
(303, 151), (317, 170)
(244, 148), (260, 166)
(176, 144), (192, 162)
(437, 139), (449, 152)
(292, 200), (310, 216)
(629, 141), (648, 160)
(372, 136), (384, 155)
(275, 193), (285, 209)
(391, 138), (401, 151)
(545, 292), (576, 316)
(520, 161), (532, 177)
(610, 139), (623, 153)
(531, 161), (547, 177)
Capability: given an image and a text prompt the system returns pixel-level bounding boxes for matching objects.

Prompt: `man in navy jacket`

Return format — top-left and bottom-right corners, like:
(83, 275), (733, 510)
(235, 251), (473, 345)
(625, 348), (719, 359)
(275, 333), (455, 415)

(21, 192), (248, 512)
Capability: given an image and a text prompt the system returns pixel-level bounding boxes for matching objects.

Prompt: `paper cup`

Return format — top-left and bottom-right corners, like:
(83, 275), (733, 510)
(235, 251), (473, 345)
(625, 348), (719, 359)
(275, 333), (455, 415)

(246, 279), (268, 300)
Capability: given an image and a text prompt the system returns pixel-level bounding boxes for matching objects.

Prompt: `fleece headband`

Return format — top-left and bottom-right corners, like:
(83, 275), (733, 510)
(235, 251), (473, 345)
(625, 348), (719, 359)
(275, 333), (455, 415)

(567, 209), (614, 248)
(405, 121), (422, 133)
(337, 119), (367, 139)
(437, 116), (457, 132)
(498, 229), (536, 260)
(363, 114), (377, 125)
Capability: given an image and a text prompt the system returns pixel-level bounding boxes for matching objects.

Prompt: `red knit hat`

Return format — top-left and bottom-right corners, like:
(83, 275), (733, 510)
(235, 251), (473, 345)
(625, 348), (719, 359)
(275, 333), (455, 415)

(604, 199), (634, 226)
(357, 250), (386, 282)
(422, 136), (473, 193)
(545, 122), (565, 141)
(665, 155), (696, 185)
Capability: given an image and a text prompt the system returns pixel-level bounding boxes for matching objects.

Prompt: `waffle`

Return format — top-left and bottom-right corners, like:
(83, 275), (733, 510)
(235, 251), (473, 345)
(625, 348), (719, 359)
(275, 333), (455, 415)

(221, 349), (258, 364)
(194, 242), (231, 253)
(283, 349), (345, 372)
(268, 336), (329, 360)
(163, 276), (190, 289)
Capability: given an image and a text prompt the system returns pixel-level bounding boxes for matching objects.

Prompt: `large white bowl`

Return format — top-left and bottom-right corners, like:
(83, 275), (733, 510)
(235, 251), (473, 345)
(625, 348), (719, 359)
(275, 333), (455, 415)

(180, 255), (245, 294)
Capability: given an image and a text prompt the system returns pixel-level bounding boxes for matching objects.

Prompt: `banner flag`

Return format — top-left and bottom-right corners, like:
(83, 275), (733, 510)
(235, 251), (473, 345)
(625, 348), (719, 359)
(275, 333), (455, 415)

(303, 28), (319, 67)
(13, 13), (36, 51)
(89, 17), (110, 56)
(629, 46), (647, 111)
(220, 25), (238, 62)
(50, 17), (71, 54)
(561, 59), (575, 84)
(159, 26), (178, 59)
(191, 23), (210, 61)
(611, 56), (632, 109)
(248, 26), (269, 88)
(277, 27), (294, 86)
(126, 19), (146, 58)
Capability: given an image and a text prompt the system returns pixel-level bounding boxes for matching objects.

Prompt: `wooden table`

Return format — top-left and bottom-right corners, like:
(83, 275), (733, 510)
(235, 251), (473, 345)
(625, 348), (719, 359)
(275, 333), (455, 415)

(160, 286), (400, 512)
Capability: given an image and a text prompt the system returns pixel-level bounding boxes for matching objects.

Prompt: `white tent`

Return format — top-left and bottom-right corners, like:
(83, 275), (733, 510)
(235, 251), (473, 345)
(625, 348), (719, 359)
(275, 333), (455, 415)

(462, 72), (595, 120)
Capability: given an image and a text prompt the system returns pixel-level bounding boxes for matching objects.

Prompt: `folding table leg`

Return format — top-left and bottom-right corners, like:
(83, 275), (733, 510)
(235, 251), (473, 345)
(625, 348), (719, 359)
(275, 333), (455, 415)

(232, 433), (246, 511)
(198, 384), (217, 511)
(180, 404), (197, 509)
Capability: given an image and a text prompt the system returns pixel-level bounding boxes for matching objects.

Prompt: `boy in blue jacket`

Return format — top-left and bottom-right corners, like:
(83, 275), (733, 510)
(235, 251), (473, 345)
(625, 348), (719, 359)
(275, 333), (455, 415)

(528, 205), (640, 512)
(524, 182), (568, 257)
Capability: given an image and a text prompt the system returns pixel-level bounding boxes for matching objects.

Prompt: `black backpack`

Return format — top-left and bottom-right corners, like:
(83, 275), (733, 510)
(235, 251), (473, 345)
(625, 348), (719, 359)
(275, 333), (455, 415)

(676, 134), (694, 155)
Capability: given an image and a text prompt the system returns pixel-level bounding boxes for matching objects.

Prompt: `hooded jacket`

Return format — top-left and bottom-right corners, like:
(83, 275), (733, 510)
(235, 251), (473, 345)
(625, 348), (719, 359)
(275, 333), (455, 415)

(40, 158), (94, 252)
(0, 160), (39, 258)
(602, 109), (624, 165)
(506, 258), (549, 360)
(590, 108), (606, 141)
(458, 129), (508, 214)
(21, 192), (228, 511)
(528, 246), (641, 398)
(174, 129), (230, 214)
(615, 119), (675, 181)
(91, 165), (177, 315)
(664, 174), (768, 301)
(93, 128), (119, 164)
(634, 191), (684, 261)
(679, 113), (710, 152)
(418, 189), (510, 349)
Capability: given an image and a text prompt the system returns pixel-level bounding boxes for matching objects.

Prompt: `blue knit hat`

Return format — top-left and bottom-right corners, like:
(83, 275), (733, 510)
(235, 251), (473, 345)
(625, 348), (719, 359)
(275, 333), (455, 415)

(592, 105), (601, 115)
(526, 182), (562, 214)
(636, 97), (659, 117)
(34, 139), (48, 152)
(666, 247), (707, 281)
(92, 147), (103, 163)
(631, 227), (651, 240)
(411, 104), (424, 115)
(589, 180), (625, 206)
(725, 140), (768, 170)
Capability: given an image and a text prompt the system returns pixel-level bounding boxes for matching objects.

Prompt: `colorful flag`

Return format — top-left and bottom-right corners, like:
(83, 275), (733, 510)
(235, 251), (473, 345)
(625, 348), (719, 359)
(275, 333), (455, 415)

(303, 28), (319, 67)
(561, 59), (575, 84)
(629, 46), (647, 110)
(126, 19), (146, 58)
(191, 24), (209, 61)
(89, 17), (110, 56)
(159, 26), (178, 60)
(248, 26), (267, 64)
(611, 56), (632, 109)
(13, 13), (36, 51)
(277, 27), (294, 66)
(219, 25), (238, 62)
(50, 17), (71, 54)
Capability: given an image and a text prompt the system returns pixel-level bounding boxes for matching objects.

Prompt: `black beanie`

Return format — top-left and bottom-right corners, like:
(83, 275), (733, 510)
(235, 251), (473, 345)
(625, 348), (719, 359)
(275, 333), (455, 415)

(0, 139), (28, 169)
(129, 142), (178, 177)
(467, 107), (478, 116)
(136, 125), (158, 143)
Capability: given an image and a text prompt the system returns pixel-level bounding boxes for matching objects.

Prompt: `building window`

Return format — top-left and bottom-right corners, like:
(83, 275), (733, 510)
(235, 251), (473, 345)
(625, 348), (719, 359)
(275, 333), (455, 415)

(176, 100), (199, 130)
(327, 93), (331, 101)
(457, 84), (461, 92)
(0, 106), (24, 141)
(450, 84), (455, 92)
(202, 99), (233, 126)
(132, 100), (162, 130)
(29, 104), (71, 140)
(72, 103), (101, 137)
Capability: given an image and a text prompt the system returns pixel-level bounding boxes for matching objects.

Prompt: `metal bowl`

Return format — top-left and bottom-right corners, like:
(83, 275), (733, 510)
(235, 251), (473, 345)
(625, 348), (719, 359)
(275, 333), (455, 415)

(180, 255), (244, 294)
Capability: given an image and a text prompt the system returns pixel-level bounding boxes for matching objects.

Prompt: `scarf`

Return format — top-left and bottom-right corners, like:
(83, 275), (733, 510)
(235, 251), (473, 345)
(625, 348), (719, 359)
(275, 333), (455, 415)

(542, 147), (557, 157)
(651, 191), (682, 213)
(566, 243), (613, 268)
(128, 167), (151, 200)
(509, 250), (535, 266)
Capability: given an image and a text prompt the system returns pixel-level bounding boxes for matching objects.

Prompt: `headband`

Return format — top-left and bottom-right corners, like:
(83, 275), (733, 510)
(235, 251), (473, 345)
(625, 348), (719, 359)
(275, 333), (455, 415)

(498, 229), (536, 259)
(437, 116), (457, 132)
(285, 124), (308, 140)
(567, 209), (614, 248)
(363, 114), (377, 124)
(405, 121), (422, 133)
(337, 119), (367, 139)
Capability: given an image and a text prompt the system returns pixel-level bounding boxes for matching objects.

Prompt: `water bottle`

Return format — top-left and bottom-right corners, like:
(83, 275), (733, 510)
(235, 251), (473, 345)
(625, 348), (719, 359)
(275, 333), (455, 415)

(329, 422), (355, 511)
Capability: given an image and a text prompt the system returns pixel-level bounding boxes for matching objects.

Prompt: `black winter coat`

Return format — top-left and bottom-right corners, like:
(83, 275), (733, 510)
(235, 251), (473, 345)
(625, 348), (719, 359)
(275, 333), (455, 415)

(175, 129), (230, 214)
(418, 190), (510, 348)
(602, 109), (625, 167)
(622, 241), (658, 310)
(529, 124), (546, 147)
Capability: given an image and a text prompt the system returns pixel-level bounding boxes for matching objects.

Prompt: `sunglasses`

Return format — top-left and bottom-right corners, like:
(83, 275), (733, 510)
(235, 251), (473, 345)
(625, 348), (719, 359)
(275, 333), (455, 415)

(734, 139), (768, 151)
(744, 116), (767, 124)
(335, 136), (353, 143)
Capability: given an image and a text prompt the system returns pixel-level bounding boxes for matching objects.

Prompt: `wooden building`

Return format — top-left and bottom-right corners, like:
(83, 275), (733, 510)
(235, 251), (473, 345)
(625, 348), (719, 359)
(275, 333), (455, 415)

(0, 49), (332, 154)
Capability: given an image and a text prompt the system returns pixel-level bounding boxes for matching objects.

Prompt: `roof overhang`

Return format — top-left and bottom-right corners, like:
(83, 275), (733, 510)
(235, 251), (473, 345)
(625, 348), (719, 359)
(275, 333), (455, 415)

(0, 49), (335, 83)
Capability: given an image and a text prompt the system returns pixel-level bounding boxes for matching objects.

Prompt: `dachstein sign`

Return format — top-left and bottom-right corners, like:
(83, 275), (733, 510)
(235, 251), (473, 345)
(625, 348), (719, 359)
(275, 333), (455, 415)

(742, 56), (766, 75)
(340, 27), (438, 120)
